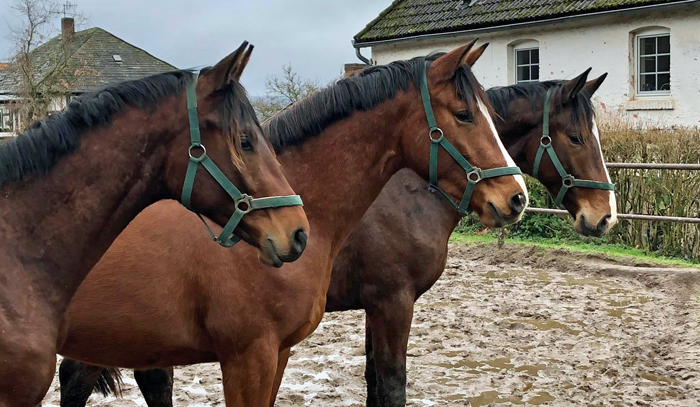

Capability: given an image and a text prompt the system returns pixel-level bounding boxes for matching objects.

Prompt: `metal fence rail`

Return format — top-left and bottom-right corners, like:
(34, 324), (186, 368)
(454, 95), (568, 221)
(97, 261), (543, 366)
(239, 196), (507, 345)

(606, 163), (700, 170)
(525, 207), (700, 224)
(523, 162), (700, 224)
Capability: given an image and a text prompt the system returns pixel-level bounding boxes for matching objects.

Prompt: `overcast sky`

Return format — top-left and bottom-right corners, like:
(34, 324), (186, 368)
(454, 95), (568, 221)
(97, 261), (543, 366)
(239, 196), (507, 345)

(0, 0), (388, 96)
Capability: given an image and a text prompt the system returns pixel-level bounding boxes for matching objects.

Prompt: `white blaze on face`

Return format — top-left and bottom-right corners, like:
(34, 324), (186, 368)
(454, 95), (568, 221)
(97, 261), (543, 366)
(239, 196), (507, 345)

(477, 97), (529, 206)
(592, 118), (618, 226)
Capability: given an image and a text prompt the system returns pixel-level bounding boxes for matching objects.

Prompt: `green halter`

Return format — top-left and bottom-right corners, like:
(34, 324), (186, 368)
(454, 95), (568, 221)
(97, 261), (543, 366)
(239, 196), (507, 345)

(532, 88), (615, 209)
(421, 62), (523, 216)
(181, 73), (303, 248)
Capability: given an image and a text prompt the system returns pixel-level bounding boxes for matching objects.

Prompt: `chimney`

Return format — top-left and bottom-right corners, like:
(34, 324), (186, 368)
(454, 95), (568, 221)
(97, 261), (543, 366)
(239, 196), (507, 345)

(61, 17), (75, 44)
(343, 63), (366, 79)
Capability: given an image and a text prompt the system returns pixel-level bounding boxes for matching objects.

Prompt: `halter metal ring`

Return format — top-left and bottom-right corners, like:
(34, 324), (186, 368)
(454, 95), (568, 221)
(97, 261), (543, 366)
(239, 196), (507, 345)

(429, 128), (444, 141)
(235, 194), (254, 214)
(189, 144), (207, 162)
(540, 136), (552, 147)
(562, 175), (574, 187)
(467, 168), (483, 183)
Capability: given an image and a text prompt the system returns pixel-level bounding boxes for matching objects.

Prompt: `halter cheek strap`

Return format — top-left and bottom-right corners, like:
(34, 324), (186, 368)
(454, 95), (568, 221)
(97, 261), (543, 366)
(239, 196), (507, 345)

(181, 73), (303, 248)
(532, 89), (615, 209)
(421, 61), (522, 216)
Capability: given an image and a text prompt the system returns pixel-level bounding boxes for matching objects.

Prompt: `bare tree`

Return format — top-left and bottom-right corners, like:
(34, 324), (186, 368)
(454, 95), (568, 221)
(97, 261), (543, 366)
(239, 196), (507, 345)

(266, 64), (320, 105)
(252, 64), (320, 122)
(5, 0), (90, 130)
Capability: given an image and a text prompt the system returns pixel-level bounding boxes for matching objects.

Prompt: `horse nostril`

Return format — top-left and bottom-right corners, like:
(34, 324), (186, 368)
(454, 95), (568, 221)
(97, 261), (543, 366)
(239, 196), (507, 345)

(509, 193), (527, 215)
(291, 228), (308, 255)
(597, 214), (612, 232)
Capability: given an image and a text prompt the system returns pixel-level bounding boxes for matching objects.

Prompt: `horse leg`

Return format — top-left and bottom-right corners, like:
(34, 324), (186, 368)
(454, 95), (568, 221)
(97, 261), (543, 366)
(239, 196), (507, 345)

(366, 293), (414, 407)
(0, 354), (54, 407)
(268, 348), (291, 407)
(0, 335), (56, 407)
(364, 314), (380, 407)
(219, 340), (278, 407)
(58, 359), (105, 407)
(134, 368), (174, 407)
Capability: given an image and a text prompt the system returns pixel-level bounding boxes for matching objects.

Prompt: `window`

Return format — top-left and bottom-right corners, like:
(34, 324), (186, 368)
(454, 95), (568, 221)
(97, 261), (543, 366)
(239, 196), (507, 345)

(515, 48), (539, 84)
(0, 105), (15, 134)
(637, 33), (670, 94)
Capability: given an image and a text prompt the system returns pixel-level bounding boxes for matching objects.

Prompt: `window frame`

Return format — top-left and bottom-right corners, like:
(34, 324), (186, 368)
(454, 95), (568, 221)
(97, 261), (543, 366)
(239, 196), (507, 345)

(0, 103), (17, 136)
(636, 32), (670, 96)
(514, 47), (540, 84)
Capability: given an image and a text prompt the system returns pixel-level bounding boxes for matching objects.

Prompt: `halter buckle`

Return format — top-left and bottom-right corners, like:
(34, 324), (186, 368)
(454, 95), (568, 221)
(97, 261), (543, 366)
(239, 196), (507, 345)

(188, 144), (207, 162)
(467, 168), (483, 183)
(562, 175), (574, 188)
(540, 136), (552, 147)
(429, 128), (444, 141)
(235, 194), (254, 214)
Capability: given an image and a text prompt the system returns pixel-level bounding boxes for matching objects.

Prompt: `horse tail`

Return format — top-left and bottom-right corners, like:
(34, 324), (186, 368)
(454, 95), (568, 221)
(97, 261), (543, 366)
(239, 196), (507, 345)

(95, 367), (124, 397)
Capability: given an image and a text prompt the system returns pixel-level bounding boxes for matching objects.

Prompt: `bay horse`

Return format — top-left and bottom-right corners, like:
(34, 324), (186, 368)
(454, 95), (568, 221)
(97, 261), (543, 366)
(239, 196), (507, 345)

(0, 41), (309, 407)
(59, 68), (616, 407)
(50, 41), (529, 406)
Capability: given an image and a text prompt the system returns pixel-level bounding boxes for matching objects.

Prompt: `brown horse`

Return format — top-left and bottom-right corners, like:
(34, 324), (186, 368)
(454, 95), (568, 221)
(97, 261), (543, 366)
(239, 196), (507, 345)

(59, 68), (616, 407)
(50, 41), (529, 406)
(0, 42), (309, 406)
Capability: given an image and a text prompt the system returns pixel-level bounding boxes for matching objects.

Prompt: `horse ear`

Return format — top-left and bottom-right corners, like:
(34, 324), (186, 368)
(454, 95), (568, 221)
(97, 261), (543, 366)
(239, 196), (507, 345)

(562, 67), (592, 102)
(430, 38), (478, 80)
(463, 43), (489, 67)
(200, 41), (251, 93)
(582, 72), (608, 97)
(231, 44), (254, 81)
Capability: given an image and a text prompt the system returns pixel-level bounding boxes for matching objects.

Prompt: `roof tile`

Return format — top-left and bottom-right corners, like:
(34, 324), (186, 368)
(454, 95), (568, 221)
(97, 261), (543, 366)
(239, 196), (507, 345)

(1, 27), (176, 93)
(355, 0), (691, 43)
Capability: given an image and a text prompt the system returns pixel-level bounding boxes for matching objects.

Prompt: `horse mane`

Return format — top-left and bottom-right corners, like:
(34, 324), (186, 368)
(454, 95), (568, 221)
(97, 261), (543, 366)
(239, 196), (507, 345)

(264, 53), (491, 153)
(0, 68), (254, 188)
(487, 81), (596, 130)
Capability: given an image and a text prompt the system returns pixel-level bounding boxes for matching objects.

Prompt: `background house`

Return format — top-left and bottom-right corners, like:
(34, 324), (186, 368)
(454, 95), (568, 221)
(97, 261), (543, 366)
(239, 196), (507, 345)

(0, 17), (176, 138)
(353, 0), (700, 128)
(0, 63), (11, 138)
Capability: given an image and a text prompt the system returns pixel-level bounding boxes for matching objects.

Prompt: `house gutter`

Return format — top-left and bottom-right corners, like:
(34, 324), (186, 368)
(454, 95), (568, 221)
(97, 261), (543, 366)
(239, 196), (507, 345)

(353, 0), (699, 59)
(355, 47), (370, 65)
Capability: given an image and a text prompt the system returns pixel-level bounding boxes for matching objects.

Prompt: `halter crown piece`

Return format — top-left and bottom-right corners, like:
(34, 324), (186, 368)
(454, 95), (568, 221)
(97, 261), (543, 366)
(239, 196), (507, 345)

(181, 73), (304, 248)
(420, 61), (522, 216)
(532, 88), (615, 209)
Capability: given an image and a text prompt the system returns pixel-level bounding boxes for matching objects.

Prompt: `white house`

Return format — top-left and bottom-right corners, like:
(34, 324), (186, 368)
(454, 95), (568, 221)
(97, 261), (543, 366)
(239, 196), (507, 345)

(0, 18), (175, 138)
(353, 0), (700, 128)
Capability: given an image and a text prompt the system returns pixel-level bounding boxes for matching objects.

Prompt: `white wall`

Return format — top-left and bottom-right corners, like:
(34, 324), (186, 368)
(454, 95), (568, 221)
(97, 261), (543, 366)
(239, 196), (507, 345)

(369, 7), (700, 128)
(0, 95), (68, 137)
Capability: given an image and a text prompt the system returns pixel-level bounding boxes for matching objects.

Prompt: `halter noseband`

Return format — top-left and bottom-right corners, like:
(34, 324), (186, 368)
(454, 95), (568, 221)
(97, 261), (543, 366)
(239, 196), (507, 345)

(532, 88), (615, 209)
(181, 73), (303, 248)
(420, 62), (522, 216)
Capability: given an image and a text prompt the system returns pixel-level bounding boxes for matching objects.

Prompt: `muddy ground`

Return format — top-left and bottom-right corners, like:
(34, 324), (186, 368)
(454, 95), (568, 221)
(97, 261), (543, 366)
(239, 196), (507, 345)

(43, 243), (700, 406)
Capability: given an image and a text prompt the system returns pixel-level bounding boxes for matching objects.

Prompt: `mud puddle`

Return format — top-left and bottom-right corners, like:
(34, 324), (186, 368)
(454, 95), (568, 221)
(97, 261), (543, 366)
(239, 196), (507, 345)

(42, 243), (700, 406)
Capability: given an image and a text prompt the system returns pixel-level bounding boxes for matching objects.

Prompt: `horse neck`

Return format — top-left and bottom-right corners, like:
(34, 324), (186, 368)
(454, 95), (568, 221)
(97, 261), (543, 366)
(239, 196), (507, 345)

(276, 94), (413, 257)
(0, 96), (185, 308)
(493, 98), (542, 176)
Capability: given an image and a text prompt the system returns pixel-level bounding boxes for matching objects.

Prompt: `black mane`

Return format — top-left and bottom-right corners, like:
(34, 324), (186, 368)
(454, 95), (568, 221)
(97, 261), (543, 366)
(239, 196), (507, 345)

(0, 70), (196, 187)
(264, 53), (490, 153)
(487, 81), (596, 128)
(0, 68), (257, 188)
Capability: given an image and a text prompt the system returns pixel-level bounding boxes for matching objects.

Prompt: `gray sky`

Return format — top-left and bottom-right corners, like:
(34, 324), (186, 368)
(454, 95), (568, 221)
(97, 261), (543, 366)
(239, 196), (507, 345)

(0, 0), (388, 96)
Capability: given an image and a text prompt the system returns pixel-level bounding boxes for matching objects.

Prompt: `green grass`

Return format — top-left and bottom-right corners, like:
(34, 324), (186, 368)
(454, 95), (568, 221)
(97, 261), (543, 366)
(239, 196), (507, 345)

(450, 232), (700, 269)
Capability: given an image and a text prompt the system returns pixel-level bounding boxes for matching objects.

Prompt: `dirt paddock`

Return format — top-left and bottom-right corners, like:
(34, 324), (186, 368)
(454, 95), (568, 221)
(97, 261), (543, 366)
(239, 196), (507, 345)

(43, 243), (700, 406)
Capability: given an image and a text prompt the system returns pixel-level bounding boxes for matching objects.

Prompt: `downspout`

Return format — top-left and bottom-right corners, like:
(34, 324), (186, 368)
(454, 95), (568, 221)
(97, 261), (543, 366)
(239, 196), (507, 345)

(352, 40), (371, 65)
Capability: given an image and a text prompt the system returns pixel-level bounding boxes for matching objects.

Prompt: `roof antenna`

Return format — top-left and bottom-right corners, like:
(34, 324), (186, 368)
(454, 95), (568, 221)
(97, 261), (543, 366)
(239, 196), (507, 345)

(63, 2), (77, 18)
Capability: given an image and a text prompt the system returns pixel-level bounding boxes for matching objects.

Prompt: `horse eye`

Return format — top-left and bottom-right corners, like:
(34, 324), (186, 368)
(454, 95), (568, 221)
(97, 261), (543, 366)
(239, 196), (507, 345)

(455, 111), (473, 123)
(241, 138), (254, 151)
(568, 134), (584, 145)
